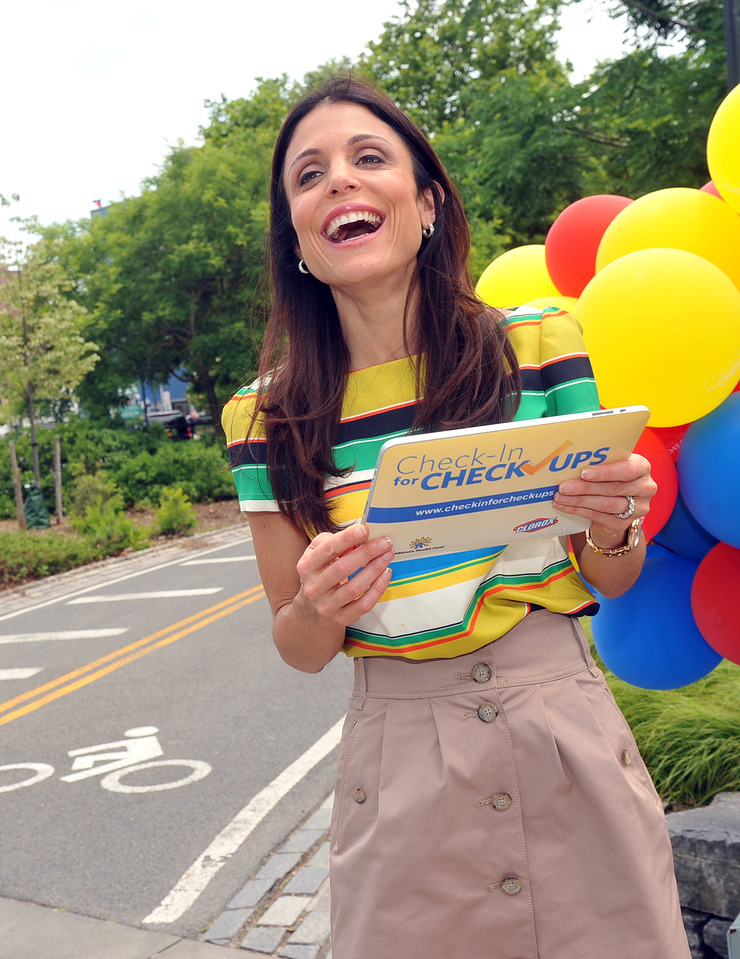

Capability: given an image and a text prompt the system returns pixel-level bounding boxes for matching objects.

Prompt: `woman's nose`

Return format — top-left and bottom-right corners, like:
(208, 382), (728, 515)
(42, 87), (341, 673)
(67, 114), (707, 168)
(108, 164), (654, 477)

(325, 161), (360, 195)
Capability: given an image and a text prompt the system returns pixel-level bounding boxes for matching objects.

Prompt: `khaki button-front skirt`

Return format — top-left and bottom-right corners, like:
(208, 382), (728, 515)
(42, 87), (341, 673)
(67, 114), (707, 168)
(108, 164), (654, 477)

(330, 610), (690, 959)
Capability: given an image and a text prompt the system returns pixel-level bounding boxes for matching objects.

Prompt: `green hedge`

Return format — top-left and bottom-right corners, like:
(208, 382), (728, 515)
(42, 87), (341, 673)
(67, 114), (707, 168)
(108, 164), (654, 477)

(0, 528), (130, 587)
(0, 416), (235, 518)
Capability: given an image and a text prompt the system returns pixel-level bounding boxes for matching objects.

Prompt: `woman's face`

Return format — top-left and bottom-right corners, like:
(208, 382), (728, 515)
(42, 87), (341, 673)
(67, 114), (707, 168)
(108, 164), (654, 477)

(282, 101), (435, 295)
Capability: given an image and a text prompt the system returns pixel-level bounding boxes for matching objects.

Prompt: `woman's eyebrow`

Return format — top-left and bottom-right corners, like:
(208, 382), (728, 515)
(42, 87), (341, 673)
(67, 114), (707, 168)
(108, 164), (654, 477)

(287, 134), (393, 176)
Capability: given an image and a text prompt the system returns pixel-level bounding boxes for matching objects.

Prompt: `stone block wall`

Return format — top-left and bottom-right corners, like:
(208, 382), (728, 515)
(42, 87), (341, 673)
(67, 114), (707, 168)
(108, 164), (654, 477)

(667, 792), (740, 959)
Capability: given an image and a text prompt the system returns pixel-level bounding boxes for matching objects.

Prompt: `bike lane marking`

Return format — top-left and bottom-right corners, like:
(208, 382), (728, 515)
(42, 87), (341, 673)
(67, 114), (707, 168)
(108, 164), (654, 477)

(0, 585), (265, 728)
(142, 716), (345, 926)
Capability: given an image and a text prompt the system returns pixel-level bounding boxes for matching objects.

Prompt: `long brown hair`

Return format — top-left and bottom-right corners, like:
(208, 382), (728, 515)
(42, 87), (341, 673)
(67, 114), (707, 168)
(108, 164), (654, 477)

(252, 74), (521, 534)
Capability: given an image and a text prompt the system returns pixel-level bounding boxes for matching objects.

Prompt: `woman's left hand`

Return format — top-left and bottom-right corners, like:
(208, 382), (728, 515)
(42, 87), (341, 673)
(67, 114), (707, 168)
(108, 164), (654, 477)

(553, 452), (656, 536)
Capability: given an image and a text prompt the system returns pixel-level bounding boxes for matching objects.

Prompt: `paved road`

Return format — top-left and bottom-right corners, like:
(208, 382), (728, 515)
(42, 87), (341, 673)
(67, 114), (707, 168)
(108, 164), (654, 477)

(0, 527), (352, 941)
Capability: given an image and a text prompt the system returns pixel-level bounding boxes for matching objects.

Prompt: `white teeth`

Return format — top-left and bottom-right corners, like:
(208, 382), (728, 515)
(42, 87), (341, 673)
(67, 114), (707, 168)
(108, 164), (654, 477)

(325, 210), (382, 239)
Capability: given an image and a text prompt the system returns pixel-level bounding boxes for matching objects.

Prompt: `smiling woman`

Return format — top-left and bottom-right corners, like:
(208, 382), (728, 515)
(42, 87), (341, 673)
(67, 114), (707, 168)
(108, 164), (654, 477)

(221, 75), (689, 959)
(282, 100), (437, 337)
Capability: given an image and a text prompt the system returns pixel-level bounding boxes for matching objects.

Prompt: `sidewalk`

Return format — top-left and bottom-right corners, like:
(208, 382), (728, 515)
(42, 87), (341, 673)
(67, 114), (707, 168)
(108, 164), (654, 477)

(200, 793), (334, 958)
(0, 794), (334, 959)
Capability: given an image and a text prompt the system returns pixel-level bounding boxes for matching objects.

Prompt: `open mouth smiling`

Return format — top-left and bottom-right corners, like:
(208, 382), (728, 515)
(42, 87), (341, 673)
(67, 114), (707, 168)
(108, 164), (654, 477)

(325, 210), (384, 243)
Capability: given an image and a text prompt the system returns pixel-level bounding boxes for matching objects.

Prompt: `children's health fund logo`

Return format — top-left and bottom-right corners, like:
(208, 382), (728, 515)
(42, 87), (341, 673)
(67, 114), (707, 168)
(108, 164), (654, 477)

(392, 440), (611, 490)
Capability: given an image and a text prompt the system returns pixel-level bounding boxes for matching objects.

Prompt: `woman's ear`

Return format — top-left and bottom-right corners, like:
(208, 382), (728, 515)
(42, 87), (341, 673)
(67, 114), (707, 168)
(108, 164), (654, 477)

(418, 186), (437, 227)
(419, 181), (445, 227)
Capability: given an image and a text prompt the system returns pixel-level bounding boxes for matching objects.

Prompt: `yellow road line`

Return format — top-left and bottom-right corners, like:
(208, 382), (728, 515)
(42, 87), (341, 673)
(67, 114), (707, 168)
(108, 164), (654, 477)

(0, 586), (265, 728)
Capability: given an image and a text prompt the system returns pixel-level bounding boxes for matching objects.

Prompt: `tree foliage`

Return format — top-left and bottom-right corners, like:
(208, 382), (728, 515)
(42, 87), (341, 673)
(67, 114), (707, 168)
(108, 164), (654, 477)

(65, 133), (273, 423)
(32, 0), (730, 421)
(0, 221), (98, 428)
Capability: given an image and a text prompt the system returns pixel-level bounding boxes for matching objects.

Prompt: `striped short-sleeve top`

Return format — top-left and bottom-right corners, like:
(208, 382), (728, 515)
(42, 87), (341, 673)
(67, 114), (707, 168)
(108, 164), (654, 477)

(222, 306), (600, 660)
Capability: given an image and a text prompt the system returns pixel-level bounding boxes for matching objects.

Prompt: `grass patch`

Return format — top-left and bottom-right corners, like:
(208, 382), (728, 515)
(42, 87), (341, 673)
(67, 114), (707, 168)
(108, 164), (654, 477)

(0, 527), (139, 588)
(584, 618), (740, 808)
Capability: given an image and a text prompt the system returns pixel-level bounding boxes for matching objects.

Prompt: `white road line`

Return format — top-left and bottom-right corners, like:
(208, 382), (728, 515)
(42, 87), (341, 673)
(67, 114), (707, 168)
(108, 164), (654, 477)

(179, 556), (256, 565)
(0, 668), (42, 680)
(142, 716), (345, 926)
(0, 533), (254, 623)
(67, 589), (223, 605)
(0, 628), (129, 645)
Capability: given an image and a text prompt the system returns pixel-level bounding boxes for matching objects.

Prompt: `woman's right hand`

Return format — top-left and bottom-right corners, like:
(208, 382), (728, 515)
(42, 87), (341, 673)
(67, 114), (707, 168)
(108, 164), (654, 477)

(296, 523), (394, 627)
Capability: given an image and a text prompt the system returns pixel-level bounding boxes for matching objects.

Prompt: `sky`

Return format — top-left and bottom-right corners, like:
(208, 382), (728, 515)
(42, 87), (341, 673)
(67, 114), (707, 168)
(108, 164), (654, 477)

(1, 0), (630, 244)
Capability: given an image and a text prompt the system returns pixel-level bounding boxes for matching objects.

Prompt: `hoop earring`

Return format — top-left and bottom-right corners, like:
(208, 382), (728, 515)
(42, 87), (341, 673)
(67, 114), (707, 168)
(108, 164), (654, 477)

(422, 223), (435, 239)
(298, 259), (310, 275)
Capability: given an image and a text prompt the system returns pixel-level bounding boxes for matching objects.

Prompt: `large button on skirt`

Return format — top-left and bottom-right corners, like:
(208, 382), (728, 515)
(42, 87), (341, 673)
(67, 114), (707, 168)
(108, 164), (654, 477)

(329, 610), (690, 959)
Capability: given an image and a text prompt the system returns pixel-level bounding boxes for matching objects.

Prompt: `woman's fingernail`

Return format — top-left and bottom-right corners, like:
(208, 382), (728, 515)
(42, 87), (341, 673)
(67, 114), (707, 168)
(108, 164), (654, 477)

(559, 482), (575, 493)
(581, 469), (595, 480)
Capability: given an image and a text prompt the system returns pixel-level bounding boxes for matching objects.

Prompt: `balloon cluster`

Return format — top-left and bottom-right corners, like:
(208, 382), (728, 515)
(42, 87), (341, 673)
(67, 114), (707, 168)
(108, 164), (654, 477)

(476, 85), (740, 689)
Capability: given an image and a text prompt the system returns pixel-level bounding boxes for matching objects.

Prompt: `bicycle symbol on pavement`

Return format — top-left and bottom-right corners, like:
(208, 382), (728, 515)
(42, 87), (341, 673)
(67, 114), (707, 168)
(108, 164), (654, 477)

(0, 726), (212, 794)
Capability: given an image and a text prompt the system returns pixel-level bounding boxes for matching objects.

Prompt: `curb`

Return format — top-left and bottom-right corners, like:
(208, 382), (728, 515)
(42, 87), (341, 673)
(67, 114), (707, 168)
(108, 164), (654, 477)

(202, 794), (334, 958)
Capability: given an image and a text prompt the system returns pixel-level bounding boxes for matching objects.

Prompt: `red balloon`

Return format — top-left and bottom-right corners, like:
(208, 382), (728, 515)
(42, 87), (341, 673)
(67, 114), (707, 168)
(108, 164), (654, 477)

(651, 423), (689, 462)
(545, 194), (633, 297)
(634, 427), (678, 540)
(700, 180), (723, 199)
(691, 543), (740, 663)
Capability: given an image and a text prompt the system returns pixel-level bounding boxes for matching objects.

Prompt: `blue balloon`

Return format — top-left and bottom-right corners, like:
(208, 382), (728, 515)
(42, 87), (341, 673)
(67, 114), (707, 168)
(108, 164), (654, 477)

(592, 544), (723, 689)
(678, 393), (740, 549)
(652, 491), (719, 562)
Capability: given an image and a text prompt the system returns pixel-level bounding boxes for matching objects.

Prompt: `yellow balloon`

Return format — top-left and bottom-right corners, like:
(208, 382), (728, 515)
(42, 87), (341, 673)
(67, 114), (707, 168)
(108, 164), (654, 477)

(578, 248), (740, 427)
(707, 84), (740, 215)
(595, 187), (740, 292)
(476, 245), (561, 309)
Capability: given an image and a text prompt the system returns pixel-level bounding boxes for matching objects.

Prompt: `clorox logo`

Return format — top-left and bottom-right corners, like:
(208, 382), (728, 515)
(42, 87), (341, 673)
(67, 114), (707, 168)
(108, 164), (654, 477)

(514, 517), (559, 534)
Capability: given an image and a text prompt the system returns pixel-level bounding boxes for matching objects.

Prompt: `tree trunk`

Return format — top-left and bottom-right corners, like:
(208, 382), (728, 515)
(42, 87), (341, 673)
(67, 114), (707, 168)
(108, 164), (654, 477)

(54, 434), (63, 524)
(9, 440), (26, 529)
(27, 389), (41, 487)
(202, 371), (224, 435)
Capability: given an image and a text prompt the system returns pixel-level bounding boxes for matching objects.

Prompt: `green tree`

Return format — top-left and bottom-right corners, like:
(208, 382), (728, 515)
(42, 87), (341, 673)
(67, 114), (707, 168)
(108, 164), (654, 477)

(360, 0), (588, 247)
(360, 0), (565, 128)
(0, 220), (98, 484)
(557, 0), (729, 199)
(57, 124), (275, 424)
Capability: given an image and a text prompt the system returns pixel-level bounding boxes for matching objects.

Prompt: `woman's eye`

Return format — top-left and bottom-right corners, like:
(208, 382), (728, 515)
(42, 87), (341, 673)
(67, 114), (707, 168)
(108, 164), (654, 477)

(358, 153), (383, 166)
(299, 169), (323, 186)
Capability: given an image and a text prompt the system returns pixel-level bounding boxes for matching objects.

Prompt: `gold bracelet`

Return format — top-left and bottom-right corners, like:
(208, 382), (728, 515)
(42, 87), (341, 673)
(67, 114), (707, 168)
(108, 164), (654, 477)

(585, 518), (642, 557)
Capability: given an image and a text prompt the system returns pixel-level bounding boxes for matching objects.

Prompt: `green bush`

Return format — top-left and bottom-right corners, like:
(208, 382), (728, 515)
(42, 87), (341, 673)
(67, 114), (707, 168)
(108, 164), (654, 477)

(67, 471), (120, 515)
(0, 416), (234, 519)
(584, 620), (740, 808)
(69, 500), (149, 552)
(153, 487), (198, 537)
(0, 527), (141, 588)
(109, 442), (234, 508)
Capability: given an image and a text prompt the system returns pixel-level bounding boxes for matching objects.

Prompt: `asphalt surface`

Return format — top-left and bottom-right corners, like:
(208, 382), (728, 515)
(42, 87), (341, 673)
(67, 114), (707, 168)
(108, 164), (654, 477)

(0, 526), (336, 959)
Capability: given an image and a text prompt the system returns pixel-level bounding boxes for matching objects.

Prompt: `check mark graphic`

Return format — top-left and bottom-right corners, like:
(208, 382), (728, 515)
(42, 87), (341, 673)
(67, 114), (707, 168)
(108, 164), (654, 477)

(521, 441), (572, 476)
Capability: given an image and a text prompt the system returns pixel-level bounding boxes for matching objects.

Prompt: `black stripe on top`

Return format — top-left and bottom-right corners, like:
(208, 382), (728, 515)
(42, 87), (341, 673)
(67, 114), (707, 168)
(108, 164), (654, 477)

(521, 355), (595, 393)
(336, 403), (417, 445)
